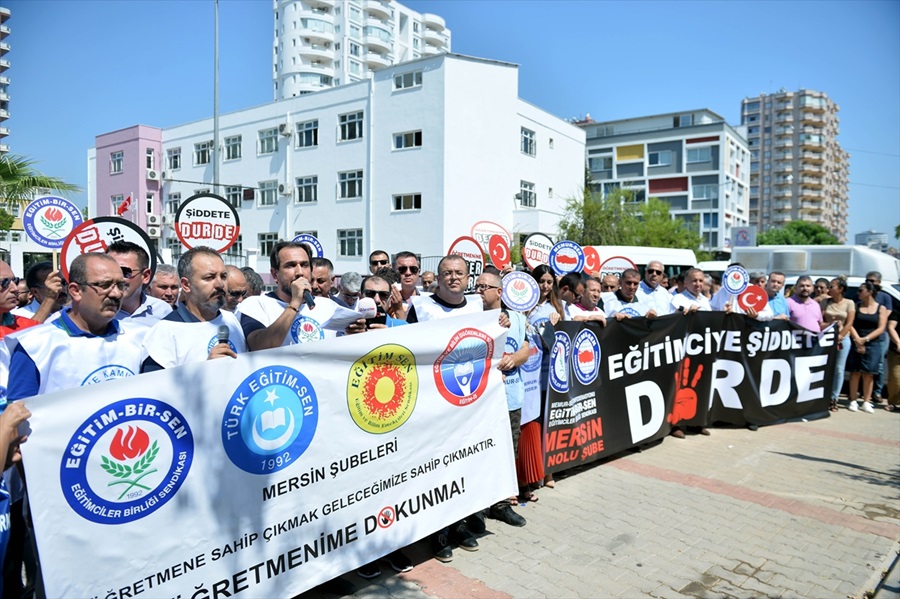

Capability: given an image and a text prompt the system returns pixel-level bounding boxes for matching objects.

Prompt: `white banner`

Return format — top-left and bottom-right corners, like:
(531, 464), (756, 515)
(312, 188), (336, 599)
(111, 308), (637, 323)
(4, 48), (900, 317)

(23, 312), (516, 598)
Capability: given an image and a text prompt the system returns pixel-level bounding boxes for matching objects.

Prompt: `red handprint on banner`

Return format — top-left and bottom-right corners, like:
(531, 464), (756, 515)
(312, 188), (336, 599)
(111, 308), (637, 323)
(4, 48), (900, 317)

(668, 358), (703, 425)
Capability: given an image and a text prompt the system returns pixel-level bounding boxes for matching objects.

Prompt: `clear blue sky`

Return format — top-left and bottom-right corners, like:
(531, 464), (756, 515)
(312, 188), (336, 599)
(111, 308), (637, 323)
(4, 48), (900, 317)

(6, 0), (899, 246)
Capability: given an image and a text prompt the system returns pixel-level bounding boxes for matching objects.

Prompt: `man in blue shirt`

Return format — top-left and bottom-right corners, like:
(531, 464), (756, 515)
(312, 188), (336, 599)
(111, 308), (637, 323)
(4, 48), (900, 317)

(867, 271), (894, 400)
(765, 271), (790, 320)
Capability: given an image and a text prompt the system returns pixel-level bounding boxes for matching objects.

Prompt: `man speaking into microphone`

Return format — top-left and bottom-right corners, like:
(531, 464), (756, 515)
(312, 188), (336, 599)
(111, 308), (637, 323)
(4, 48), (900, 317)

(140, 246), (246, 372)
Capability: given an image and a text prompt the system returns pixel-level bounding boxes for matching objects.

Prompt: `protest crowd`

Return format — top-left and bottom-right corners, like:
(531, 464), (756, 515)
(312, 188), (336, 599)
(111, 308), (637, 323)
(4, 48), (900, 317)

(0, 239), (897, 595)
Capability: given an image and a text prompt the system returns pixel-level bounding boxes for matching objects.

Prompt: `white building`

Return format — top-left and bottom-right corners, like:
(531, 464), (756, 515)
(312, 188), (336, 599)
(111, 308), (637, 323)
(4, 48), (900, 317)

(855, 230), (889, 252)
(273, 0), (450, 99)
(87, 53), (585, 278)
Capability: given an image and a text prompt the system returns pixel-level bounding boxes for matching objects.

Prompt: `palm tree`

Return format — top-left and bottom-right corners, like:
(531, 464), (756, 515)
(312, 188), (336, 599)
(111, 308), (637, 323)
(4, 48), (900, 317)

(0, 154), (80, 211)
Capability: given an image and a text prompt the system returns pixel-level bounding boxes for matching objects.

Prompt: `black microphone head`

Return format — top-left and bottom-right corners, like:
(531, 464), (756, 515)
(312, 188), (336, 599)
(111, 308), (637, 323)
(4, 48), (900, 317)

(217, 324), (230, 344)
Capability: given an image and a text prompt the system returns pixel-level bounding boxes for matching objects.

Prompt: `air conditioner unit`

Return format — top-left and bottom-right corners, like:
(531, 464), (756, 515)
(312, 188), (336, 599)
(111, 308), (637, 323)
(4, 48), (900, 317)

(278, 183), (293, 196)
(147, 169), (159, 180)
(162, 171), (170, 180)
(278, 123), (292, 136)
(147, 226), (161, 239)
(147, 214), (162, 226)
(162, 214), (173, 225)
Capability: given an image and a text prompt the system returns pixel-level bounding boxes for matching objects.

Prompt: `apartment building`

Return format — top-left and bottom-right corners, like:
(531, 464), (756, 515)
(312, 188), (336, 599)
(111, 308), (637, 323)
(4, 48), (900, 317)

(274, 0), (450, 99)
(0, 6), (10, 154)
(579, 110), (751, 253)
(740, 89), (849, 242)
(87, 54), (585, 276)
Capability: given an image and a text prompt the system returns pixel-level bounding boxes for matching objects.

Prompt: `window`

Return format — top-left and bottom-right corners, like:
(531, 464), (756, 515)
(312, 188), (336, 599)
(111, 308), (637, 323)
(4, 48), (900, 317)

(521, 128), (536, 156)
(110, 151), (123, 174)
(296, 120), (318, 148)
(349, 60), (362, 76)
(225, 186), (242, 208)
(225, 135), (242, 160)
(693, 184), (718, 200)
(393, 71), (422, 90)
(194, 141), (212, 165)
(258, 232), (279, 257)
(413, 22), (419, 33)
(296, 176), (318, 203)
(589, 156), (613, 173)
(146, 149), (154, 170)
(258, 180), (278, 206)
(393, 193), (422, 211)
(687, 147), (712, 163)
(338, 111), (364, 141)
(648, 150), (672, 166)
(295, 229), (318, 238)
(145, 193), (154, 214)
(166, 193), (181, 214)
(111, 194), (124, 212)
(224, 234), (243, 258)
(519, 181), (536, 208)
(747, 126), (759, 135)
(258, 128), (278, 154)
(702, 213), (719, 229)
(349, 42), (361, 56)
(338, 170), (363, 199)
(167, 148), (181, 171)
(393, 130), (422, 149)
(674, 114), (693, 127)
(338, 228), (363, 257)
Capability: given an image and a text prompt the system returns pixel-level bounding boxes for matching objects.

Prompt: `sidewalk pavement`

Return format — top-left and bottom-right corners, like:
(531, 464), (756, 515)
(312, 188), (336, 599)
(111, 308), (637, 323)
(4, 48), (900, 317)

(301, 403), (900, 599)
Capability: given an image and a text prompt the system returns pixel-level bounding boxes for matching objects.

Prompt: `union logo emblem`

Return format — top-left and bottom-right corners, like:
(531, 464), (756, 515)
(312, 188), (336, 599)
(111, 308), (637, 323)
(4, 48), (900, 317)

(347, 344), (418, 433)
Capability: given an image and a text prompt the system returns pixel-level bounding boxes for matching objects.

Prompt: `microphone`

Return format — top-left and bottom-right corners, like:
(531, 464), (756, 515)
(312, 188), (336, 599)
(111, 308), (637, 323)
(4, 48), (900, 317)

(303, 289), (316, 310)
(217, 325), (230, 345)
(356, 297), (378, 319)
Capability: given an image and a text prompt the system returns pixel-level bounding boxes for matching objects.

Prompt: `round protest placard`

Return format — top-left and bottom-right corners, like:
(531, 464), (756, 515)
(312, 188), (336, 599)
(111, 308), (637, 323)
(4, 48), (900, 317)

(723, 265), (749, 295)
(292, 233), (324, 258)
(22, 196), (84, 249)
(501, 271), (540, 312)
(488, 235), (511, 270)
(582, 246), (601, 275)
(174, 193), (240, 253)
(521, 233), (553, 271)
(548, 240), (585, 276)
(738, 285), (768, 313)
(60, 217), (157, 281)
(598, 255), (637, 279)
(470, 221), (511, 252)
(447, 236), (485, 293)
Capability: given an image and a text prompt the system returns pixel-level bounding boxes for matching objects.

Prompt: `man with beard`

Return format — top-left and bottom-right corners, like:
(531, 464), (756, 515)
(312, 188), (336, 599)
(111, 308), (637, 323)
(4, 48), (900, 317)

(6, 253), (144, 398)
(140, 247), (246, 372)
(787, 275), (824, 331)
(237, 241), (338, 350)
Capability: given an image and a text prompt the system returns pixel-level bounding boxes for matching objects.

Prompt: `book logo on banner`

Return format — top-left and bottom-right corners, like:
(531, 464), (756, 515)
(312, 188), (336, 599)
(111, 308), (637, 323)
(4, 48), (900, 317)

(434, 328), (493, 406)
(290, 316), (324, 343)
(347, 344), (418, 434)
(549, 331), (571, 393)
(222, 366), (319, 474)
(59, 398), (194, 524)
(572, 329), (600, 386)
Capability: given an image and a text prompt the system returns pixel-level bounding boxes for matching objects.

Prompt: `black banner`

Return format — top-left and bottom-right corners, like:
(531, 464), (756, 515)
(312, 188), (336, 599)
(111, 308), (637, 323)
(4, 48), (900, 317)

(542, 313), (837, 473)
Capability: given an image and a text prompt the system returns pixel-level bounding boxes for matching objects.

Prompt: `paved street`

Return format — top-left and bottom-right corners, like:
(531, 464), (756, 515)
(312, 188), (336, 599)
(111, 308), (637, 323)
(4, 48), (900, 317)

(302, 402), (900, 598)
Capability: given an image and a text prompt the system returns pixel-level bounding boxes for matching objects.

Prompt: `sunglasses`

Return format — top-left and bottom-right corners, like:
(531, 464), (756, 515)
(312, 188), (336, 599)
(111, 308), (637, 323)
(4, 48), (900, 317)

(865, 279), (878, 284)
(370, 259), (389, 267)
(0, 277), (21, 291)
(397, 266), (419, 275)
(601, 285), (617, 290)
(646, 269), (663, 275)
(363, 289), (390, 300)
(228, 290), (247, 298)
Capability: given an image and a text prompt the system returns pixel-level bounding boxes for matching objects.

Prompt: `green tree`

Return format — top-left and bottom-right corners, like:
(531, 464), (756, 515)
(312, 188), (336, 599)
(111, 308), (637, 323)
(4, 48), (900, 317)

(0, 209), (13, 232)
(757, 221), (840, 245)
(631, 198), (702, 249)
(0, 155), (80, 230)
(557, 187), (639, 246)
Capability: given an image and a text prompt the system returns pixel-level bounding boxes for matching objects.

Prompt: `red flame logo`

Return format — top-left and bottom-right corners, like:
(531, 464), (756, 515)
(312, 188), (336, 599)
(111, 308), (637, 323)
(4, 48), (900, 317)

(44, 207), (64, 222)
(109, 426), (150, 461)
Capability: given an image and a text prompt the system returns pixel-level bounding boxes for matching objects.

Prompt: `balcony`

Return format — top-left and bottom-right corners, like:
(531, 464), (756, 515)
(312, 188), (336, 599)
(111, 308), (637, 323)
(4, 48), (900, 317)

(298, 42), (333, 60)
(0, 143), (7, 154)
(298, 19), (335, 44)
(0, 126), (8, 138)
(800, 137), (823, 150)
(0, 108), (8, 120)
(799, 188), (823, 199)
(775, 102), (792, 112)
(775, 126), (793, 137)
(0, 25), (8, 40)
(776, 113), (793, 124)
(365, 27), (392, 53)
(775, 138), (793, 148)
(801, 112), (824, 125)
(421, 44), (442, 56)
(365, 50), (391, 69)
(424, 28), (446, 47)
(422, 13), (446, 32)
(801, 175), (824, 188)
(299, 8), (334, 25)
(0, 59), (8, 73)
(304, 61), (335, 78)
(365, 0), (392, 20)
(800, 151), (824, 164)
(773, 189), (792, 199)
(800, 99), (826, 113)
(0, 42), (8, 57)
(306, 0), (335, 8)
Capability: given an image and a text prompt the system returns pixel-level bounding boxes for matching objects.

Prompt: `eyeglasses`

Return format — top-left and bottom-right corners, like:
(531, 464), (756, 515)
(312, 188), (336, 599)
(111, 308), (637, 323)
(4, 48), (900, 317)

(601, 285), (617, 291)
(0, 277), (20, 291)
(363, 289), (390, 300)
(397, 265), (419, 275)
(865, 279), (878, 284)
(228, 290), (247, 299)
(646, 269), (663, 275)
(440, 270), (467, 279)
(121, 267), (143, 280)
(370, 259), (389, 267)
(82, 280), (128, 293)
(475, 284), (500, 292)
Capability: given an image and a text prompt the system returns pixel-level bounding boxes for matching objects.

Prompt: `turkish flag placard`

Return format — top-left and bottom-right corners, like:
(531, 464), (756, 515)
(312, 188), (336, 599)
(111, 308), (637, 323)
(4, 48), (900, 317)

(738, 285), (768, 313)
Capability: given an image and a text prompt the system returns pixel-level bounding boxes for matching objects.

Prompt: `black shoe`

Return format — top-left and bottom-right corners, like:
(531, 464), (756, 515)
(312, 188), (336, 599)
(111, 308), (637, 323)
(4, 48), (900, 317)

(467, 509), (487, 534)
(747, 424), (759, 431)
(489, 504), (526, 527)
(357, 561), (381, 579)
(450, 521), (479, 551)
(387, 549), (413, 573)
(431, 531), (453, 562)
(670, 427), (685, 439)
